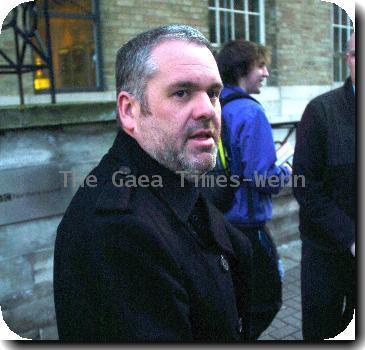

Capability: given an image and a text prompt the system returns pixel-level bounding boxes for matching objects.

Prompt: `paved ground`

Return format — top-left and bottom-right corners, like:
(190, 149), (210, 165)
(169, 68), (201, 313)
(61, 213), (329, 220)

(258, 240), (303, 341)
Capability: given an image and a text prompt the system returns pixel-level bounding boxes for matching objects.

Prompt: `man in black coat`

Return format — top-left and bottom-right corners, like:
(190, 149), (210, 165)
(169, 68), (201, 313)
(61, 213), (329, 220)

(54, 24), (254, 342)
(292, 32), (355, 340)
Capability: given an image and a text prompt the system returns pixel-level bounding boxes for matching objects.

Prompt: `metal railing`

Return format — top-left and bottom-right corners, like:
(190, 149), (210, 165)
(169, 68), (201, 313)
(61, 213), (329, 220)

(271, 121), (299, 146)
(0, 0), (56, 105)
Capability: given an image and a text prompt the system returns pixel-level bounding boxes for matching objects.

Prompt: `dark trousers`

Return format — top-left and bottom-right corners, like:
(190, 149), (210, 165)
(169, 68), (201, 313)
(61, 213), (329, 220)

(238, 226), (282, 340)
(301, 241), (355, 340)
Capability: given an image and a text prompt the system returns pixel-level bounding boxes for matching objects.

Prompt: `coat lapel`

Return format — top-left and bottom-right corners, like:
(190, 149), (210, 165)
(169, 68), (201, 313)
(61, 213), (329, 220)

(202, 195), (235, 257)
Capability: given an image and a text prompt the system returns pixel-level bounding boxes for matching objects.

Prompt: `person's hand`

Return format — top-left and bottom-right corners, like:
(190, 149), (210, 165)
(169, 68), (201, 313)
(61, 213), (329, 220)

(350, 243), (355, 257)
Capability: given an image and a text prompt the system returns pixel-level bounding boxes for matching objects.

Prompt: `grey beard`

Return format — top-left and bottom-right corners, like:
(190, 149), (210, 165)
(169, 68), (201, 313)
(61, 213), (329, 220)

(147, 141), (217, 179)
(137, 114), (218, 179)
(175, 147), (217, 181)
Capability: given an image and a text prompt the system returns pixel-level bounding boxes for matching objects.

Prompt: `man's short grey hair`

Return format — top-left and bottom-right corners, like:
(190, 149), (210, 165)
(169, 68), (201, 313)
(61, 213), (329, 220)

(115, 24), (213, 113)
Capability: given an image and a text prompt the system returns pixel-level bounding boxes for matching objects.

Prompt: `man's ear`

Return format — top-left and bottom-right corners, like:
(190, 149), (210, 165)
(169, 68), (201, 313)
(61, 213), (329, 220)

(117, 92), (141, 136)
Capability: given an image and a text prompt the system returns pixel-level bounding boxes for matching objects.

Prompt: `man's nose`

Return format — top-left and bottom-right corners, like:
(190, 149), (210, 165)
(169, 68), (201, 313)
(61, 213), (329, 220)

(262, 66), (269, 77)
(191, 93), (218, 121)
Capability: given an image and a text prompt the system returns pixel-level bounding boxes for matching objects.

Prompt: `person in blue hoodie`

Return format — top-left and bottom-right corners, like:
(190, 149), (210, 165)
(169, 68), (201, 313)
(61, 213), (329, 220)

(216, 40), (292, 339)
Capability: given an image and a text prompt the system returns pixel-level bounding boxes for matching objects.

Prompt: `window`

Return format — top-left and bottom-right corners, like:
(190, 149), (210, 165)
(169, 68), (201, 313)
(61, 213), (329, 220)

(208, 0), (265, 48)
(332, 4), (353, 82)
(33, 0), (103, 92)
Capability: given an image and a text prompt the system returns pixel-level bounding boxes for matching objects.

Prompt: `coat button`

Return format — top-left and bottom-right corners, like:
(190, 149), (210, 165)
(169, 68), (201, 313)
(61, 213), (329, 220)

(220, 254), (229, 272)
(191, 214), (198, 222)
(237, 317), (243, 334)
(190, 214), (199, 226)
(118, 166), (131, 175)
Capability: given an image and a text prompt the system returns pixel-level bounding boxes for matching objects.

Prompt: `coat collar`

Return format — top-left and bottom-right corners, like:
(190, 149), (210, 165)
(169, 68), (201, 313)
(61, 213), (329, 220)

(108, 131), (235, 256)
(108, 130), (200, 222)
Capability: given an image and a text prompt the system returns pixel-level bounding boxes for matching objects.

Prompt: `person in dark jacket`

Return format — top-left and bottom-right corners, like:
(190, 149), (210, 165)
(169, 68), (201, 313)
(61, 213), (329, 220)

(292, 32), (355, 340)
(216, 40), (291, 339)
(53, 24), (254, 342)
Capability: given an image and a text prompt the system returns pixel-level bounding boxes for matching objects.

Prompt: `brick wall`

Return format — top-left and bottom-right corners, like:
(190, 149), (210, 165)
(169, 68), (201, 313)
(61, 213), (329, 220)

(269, 0), (333, 85)
(265, 0), (279, 86)
(99, 0), (209, 91)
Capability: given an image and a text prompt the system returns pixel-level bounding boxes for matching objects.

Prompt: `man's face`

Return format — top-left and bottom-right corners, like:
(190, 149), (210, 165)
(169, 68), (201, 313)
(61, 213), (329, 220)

(346, 33), (355, 84)
(241, 59), (269, 94)
(133, 40), (223, 175)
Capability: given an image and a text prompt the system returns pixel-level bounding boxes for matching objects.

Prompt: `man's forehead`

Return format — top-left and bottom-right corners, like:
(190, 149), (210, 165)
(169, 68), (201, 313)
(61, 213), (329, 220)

(150, 40), (221, 83)
(151, 40), (214, 63)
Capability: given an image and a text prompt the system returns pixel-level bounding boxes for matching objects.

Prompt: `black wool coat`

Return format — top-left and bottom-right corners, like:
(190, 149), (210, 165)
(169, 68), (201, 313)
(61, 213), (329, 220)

(54, 131), (253, 342)
(293, 77), (355, 253)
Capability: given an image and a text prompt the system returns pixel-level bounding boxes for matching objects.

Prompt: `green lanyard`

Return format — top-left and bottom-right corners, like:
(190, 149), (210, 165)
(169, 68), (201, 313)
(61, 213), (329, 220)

(217, 137), (228, 170)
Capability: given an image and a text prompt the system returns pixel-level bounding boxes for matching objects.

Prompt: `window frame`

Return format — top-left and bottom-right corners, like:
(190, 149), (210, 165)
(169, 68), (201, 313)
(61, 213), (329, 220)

(33, 0), (104, 94)
(208, 0), (265, 48)
(332, 4), (353, 82)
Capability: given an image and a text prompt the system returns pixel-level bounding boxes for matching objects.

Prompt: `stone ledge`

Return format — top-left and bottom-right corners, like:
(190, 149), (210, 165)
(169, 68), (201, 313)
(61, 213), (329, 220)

(0, 102), (116, 130)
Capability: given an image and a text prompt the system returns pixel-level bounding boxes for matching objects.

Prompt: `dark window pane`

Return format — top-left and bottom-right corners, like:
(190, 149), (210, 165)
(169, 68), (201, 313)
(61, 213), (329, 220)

(341, 9), (348, 25)
(220, 10), (231, 44)
(234, 0), (244, 10)
(249, 14), (259, 41)
(342, 28), (348, 52)
(209, 10), (217, 43)
(235, 13), (245, 39)
(333, 28), (339, 52)
(36, 0), (93, 15)
(219, 0), (230, 9)
(333, 4), (339, 24)
(208, 0), (215, 7)
(249, 0), (259, 13)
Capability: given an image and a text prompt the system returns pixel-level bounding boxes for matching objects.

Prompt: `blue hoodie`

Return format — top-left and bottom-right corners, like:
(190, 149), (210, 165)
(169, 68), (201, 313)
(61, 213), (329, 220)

(221, 85), (291, 227)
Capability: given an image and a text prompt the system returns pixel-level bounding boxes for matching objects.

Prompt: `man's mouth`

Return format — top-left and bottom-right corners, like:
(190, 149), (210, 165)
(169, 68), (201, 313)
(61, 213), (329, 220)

(190, 129), (214, 139)
(188, 129), (216, 148)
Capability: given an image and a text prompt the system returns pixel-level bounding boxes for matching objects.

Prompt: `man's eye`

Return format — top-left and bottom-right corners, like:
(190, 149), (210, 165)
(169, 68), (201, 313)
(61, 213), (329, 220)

(173, 90), (187, 98)
(208, 90), (220, 100)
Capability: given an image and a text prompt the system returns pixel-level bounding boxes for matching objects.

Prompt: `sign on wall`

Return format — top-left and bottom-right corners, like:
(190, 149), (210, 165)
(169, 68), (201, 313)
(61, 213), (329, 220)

(0, 164), (74, 226)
